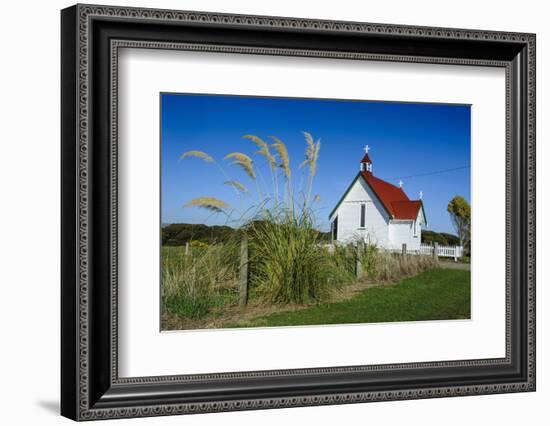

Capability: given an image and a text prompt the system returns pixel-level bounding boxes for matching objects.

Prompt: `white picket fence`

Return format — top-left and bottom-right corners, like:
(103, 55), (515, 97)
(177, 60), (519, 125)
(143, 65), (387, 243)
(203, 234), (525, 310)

(325, 242), (464, 261)
(419, 244), (463, 261)
(383, 244), (464, 261)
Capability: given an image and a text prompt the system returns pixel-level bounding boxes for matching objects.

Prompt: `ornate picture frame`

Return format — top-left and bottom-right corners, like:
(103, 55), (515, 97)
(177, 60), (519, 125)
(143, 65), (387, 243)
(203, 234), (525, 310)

(61, 4), (535, 421)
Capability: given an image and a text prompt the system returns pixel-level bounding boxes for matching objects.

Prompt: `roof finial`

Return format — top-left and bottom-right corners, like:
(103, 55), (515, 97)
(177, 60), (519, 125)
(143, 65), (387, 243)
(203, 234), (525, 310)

(364, 144), (370, 154)
(398, 179), (403, 188)
(419, 191), (423, 199)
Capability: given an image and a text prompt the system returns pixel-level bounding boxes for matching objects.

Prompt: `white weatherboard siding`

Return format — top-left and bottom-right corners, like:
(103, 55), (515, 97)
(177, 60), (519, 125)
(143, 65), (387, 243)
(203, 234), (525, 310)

(331, 177), (390, 245)
(388, 209), (425, 250)
(389, 221), (419, 250)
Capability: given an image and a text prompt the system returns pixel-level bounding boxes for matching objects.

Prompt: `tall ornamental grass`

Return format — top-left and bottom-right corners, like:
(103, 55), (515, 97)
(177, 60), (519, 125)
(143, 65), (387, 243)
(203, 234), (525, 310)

(181, 131), (339, 305)
(247, 210), (355, 304)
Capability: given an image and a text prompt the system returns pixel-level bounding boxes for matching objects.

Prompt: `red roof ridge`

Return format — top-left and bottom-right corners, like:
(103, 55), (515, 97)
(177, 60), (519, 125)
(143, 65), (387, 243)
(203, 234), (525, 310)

(360, 172), (422, 220)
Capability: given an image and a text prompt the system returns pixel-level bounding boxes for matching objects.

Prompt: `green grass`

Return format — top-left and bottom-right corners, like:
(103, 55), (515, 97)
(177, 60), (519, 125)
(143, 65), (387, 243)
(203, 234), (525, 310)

(230, 268), (470, 328)
(161, 244), (239, 319)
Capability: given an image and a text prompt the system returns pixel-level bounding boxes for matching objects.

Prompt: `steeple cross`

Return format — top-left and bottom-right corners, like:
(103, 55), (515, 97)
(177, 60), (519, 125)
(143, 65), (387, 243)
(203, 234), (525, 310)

(364, 145), (370, 154)
(398, 180), (403, 188)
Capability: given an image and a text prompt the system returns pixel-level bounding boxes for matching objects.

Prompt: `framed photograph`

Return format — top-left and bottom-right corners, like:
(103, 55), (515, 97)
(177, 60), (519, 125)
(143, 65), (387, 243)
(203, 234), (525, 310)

(61, 4), (536, 421)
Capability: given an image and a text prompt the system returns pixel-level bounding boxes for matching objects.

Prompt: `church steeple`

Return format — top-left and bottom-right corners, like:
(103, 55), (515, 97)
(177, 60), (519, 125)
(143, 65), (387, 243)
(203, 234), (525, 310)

(360, 145), (373, 174)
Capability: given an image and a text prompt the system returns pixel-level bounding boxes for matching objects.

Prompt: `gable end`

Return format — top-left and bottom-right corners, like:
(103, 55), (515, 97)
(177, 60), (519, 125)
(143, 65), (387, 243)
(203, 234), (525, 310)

(328, 172), (393, 220)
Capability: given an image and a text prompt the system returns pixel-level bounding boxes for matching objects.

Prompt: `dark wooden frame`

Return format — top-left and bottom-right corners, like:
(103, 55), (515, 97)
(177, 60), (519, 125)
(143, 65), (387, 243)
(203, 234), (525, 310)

(61, 4), (536, 421)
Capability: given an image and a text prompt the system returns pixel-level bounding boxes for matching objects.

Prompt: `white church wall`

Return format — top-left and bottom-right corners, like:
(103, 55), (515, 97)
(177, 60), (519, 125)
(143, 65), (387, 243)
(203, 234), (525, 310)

(331, 176), (390, 246)
(389, 220), (421, 250)
(388, 207), (425, 250)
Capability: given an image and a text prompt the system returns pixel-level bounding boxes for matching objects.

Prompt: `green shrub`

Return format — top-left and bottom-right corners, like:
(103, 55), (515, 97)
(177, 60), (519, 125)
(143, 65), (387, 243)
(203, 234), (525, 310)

(189, 239), (209, 249)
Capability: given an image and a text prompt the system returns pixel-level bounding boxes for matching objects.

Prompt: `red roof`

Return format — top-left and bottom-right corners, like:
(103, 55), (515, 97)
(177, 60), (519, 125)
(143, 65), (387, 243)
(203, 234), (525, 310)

(391, 200), (423, 220)
(360, 153), (372, 164)
(361, 172), (422, 220)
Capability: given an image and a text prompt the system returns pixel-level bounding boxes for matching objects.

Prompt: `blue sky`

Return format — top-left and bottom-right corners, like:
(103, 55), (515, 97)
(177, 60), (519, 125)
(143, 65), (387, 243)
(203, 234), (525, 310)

(161, 93), (470, 234)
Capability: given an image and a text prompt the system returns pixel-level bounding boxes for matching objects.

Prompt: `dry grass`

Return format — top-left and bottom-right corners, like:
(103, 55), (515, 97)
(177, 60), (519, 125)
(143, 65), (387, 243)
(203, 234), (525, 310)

(243, 134), (277, 170)
(300, 131), (321, 177)
(179, 150), (215, 163)
(224, 152), (256, 180)
(269, 136), (291, 179)
(183, 197), (231, 213)
(367, 250), (440, 282)
(224, 180), (248, 193)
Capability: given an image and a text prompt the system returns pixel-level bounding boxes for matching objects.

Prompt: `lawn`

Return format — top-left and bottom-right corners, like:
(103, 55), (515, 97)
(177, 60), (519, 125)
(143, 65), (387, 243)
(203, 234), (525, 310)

(229, 268), (470, 328)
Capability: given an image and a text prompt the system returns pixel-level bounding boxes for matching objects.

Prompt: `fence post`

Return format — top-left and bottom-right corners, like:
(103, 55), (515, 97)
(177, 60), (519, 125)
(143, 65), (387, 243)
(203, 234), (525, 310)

(454, 246), (458, 262)
(402, 243), (407, 257)
(239, 235), (248, 306)
(433, 242), (439, 260)
(356, 240), (364, 279)
(184, 241), (189, 256)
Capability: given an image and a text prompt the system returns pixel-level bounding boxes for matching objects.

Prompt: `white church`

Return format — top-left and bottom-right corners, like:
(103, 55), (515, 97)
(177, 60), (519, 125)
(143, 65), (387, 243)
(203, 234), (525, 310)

(329, 147), (427, 250)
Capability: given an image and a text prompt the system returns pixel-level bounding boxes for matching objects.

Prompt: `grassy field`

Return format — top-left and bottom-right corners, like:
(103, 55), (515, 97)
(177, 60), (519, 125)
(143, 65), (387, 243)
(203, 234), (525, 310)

(228, 268), (470, 328)
(161, 242), (467, 330)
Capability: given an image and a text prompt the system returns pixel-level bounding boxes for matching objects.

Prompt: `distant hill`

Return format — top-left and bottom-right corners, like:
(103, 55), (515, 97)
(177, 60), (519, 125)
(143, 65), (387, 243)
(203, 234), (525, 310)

(162, 223), (331, 246)
(162, 223), (237, 246)
(421, 230), (460, 246)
